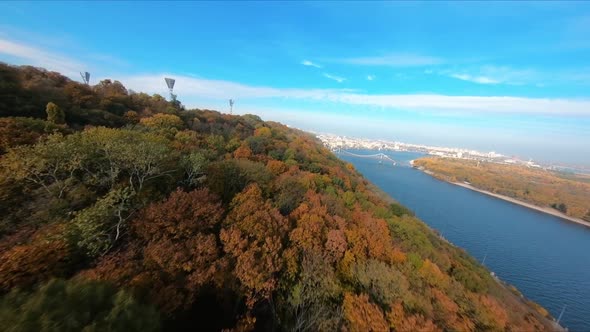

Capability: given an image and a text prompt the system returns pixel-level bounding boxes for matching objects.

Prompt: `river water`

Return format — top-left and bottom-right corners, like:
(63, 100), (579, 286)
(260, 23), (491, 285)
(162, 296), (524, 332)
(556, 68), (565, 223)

(340, 150), (590, 331)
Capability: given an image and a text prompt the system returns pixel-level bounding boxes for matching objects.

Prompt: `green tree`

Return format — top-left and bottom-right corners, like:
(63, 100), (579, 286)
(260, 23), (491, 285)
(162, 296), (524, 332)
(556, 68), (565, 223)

(206, 134), (226, 154)
(181, 152), (208, 187)
(206, 159), (272, 203)
(551, 203), (568, 213)
(71, 187), (135, 257)
(275, 176), (307, 215)
(80, 127), (176, 192)
(350, 259), (408, 308)
(286, 252), (342, 331)
(1, 134), (79, 198)
(0, 278), (160, 332)
(246, 135), (268, 155)
(2, 128), (175, 198)
(46, 102), (65, 124)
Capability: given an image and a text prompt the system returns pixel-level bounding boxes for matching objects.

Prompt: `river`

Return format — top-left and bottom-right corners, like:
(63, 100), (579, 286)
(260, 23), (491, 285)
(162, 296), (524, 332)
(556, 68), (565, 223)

(340, 150), (590, 332)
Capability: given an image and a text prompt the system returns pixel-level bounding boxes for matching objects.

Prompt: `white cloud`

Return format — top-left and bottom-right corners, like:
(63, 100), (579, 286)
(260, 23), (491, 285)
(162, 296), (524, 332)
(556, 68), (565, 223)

(367, 75), (375, 81)
(322, 73), (346, 83)
(301, 59), (322, 68)
(0, 37), (127, 79)
(338, 53), (443, 67)
(445, 66), (540, 85)
(117, 73), (590, 116)
(324, 93), (590, 116)
(0, 38), (84, 76)
(2, 37), (589, 116)
(450, 73), (500, 84)
(118, 74), (350, 100)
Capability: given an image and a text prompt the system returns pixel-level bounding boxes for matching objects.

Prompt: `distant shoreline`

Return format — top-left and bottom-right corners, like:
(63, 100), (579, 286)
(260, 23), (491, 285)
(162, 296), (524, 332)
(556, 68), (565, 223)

(433, 174), (590, 228)
(409, 159), (590, 228)
(450, 182), (590, 227)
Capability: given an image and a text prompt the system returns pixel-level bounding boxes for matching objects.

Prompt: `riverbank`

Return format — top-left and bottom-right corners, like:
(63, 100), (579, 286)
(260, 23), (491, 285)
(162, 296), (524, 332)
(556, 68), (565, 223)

(451, 182), (590, 228)
(367, 163), (565, 331)
(410, 159), (590, 229)
(350, 155), (587, 330)
(412, 166), (590, 229)
(412, 157), (590, 223)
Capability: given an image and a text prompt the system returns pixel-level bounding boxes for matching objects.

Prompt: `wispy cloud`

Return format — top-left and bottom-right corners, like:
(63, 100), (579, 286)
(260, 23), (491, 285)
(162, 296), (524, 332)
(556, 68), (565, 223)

(118, 73), (590, 116)
(2, 37), (589, 116)
(118, 74), (351, 100)
(338, 53), (443, 67)
(367, 75), (375, 81)
(0, 37), (128, 78)
(0, 38), (84, 76)
(301, 59), (322, 68)
(444, 66), (537, 85)
(324, 93), (590, 116)
(442, 64), (590, 86)
(450, 73), (499, 84)
(322, 73), (346, 83)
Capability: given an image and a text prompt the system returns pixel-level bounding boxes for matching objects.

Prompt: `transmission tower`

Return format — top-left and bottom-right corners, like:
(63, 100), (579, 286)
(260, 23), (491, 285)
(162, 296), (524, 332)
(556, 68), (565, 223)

(229, 99), (235, 115)
(164, 77), (176, 102)
(80, 72), (90, 85)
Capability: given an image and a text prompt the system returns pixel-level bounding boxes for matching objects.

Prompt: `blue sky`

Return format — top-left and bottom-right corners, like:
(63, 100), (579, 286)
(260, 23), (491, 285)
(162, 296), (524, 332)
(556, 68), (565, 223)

(1, 1), (590, 165)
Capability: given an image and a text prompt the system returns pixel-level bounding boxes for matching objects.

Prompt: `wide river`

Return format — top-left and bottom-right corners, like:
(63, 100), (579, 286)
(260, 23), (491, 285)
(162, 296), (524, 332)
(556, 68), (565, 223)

(340, 150), (590, 331)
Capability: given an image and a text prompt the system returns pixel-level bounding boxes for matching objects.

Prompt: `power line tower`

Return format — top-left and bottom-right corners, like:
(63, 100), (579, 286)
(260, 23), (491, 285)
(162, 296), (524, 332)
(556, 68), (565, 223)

(80, 72), (90, 85)
(164, 77), (176, 102)
(229, 99), (234, 115)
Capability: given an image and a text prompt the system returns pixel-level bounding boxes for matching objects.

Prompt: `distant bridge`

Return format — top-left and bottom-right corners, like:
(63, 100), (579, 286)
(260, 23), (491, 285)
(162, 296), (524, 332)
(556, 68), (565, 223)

(338, 150), (397, 165)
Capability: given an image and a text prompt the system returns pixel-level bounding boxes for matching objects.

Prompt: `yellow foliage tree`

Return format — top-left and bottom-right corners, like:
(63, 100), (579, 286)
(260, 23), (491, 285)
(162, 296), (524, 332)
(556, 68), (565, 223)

(140, 113), (184, 130)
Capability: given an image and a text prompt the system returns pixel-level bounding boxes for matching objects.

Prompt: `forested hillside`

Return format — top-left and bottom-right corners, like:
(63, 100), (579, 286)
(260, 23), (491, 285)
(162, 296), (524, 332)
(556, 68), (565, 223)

(414, 157), (590, 221)
(0, 63), (554, 331)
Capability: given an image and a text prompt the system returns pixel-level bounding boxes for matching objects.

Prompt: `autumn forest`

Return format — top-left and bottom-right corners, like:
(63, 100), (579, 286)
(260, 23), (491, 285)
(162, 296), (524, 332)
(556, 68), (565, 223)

(0, 64), (556, 331)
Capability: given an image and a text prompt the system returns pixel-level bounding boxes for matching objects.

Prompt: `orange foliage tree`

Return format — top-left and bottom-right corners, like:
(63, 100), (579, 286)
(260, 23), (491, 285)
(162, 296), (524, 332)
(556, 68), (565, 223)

(387, 302), (441, 332)
(344, 208), (401, 266)
(134, 188), (226, 288)
(0, 225), (75, 291)
(220, 184), (289, 307)
(86, 188), (228, 314)
(342, 292), (389, 332)
(233, 144), (253, 159)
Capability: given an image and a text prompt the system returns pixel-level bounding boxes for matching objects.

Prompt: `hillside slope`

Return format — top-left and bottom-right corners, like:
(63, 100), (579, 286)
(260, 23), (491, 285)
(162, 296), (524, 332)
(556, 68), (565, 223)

(0, 64), (556, 331)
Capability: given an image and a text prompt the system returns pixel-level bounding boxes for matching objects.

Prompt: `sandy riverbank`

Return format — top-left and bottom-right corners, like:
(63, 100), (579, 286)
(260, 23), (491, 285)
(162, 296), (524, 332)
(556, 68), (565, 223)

(450, 181), (590, 229)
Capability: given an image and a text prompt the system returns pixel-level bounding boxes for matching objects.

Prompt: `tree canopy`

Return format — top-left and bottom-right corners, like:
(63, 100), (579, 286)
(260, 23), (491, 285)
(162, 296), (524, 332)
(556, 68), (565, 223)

(0, 64), (555, 331)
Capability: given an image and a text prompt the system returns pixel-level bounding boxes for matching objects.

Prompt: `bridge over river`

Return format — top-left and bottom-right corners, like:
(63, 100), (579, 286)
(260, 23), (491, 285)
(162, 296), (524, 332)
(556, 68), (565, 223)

(338, 150), (397, 165)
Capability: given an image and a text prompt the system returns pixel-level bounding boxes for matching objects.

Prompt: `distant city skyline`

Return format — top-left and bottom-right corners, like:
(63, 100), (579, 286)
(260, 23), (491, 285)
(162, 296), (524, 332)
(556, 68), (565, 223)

(1, 2), (589, 165)
(316, 133), (590, 173)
